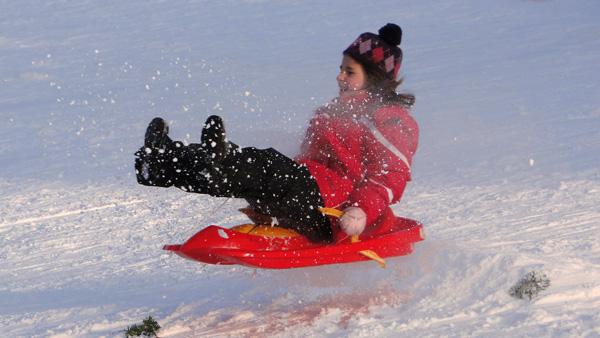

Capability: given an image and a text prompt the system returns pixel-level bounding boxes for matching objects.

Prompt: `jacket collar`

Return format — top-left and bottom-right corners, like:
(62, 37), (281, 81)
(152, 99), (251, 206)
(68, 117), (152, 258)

(322, 91), (377, 119)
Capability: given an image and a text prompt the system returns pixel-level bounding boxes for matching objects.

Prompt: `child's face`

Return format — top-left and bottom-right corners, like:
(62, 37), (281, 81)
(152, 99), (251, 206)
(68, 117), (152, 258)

(337, 55), (367, 98)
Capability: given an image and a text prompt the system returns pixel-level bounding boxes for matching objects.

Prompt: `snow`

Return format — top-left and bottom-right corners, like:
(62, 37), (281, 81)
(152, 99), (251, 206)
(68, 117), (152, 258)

(1, 0), (600, 337)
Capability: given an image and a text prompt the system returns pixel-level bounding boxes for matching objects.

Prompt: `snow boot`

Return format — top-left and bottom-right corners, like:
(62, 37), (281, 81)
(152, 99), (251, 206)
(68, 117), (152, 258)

(144, 117), (170, 150)
(135, 117), (178, 187)
(135, 117), (218, 192)
(201, 115), (237, 164)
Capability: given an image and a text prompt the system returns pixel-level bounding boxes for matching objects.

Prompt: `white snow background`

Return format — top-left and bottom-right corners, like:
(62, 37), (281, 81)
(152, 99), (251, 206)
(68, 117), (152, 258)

(1, 0), (600, 337)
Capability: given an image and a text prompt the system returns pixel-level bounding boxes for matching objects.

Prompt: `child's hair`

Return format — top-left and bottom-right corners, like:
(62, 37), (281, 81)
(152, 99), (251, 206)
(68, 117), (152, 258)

(362, 60), (415, 107)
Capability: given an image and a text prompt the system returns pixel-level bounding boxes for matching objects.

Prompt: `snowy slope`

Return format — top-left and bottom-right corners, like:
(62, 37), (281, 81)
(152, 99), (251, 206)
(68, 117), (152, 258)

(1, 0), (600, 337)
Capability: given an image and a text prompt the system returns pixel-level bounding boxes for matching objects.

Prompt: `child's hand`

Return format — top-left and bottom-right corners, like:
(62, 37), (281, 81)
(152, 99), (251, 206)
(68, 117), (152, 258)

(339, 207), (367, 236)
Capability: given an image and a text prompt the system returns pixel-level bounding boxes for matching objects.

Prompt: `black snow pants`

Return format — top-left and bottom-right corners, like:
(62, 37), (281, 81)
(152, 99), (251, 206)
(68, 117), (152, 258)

(140, 143), (334, 243)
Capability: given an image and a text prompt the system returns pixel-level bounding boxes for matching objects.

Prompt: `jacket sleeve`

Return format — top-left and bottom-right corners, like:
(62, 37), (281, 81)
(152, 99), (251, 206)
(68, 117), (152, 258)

(347, 106), (419, 227)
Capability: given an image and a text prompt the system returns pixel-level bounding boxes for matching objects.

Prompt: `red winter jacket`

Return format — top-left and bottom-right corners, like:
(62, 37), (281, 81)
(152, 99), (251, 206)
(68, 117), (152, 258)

(295, 92), (419, 232)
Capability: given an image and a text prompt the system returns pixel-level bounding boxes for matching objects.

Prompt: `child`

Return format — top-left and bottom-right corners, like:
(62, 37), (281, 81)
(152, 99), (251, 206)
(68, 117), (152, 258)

(135, 23), (418, 244)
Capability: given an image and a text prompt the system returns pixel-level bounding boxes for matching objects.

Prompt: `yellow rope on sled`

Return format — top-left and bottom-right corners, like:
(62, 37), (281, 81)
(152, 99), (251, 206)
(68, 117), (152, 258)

(358, 250), (386, 268)
(351, 234), (387, 268)
(320, 208), (387, 269)
(318, 207), (345, 218)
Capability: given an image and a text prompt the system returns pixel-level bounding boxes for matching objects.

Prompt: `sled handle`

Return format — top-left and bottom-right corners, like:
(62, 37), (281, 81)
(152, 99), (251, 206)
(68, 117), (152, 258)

(319, 207), (345, 218)
(319, 207), (387, 268)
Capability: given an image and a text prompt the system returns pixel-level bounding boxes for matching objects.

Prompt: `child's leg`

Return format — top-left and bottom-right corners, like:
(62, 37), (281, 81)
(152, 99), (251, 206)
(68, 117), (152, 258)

(208, 146), (333, 243)
(135, 117), (333, 243)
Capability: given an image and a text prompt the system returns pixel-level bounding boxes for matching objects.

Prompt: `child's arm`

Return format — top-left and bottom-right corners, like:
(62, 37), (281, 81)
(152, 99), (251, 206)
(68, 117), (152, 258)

(346, 106), (418, 228)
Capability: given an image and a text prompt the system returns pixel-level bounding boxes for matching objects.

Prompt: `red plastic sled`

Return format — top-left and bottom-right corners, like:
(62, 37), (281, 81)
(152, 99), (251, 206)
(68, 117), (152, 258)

(163, 212), (424, 269)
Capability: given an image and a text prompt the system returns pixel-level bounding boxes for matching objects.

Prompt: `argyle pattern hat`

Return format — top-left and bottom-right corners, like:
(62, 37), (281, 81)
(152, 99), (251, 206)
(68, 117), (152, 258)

(343, 32), (403, 81)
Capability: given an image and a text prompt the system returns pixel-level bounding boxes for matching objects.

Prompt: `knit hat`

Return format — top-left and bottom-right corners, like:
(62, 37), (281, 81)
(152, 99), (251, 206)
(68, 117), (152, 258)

(343, 23), (403, 81)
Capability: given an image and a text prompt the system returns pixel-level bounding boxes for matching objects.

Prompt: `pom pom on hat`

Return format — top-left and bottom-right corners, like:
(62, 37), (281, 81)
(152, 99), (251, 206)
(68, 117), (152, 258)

(378, 23), (402, 46)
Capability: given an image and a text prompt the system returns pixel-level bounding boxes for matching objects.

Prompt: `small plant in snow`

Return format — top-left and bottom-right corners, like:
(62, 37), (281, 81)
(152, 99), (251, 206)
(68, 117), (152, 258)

(509, 270), (551, 301)
(124, 316), (161, 337)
